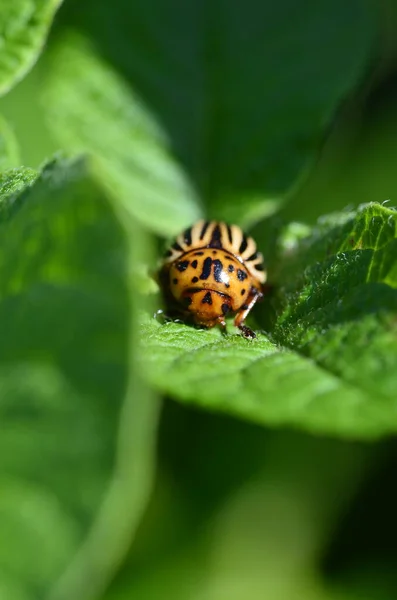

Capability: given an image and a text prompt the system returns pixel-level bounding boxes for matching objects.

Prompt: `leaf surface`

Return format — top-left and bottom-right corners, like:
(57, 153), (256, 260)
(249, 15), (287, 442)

(0, 0), (63, 96)
(0, 158), (160, 599)
(44, 36), (202, 236)
(44, 0), (375, 231)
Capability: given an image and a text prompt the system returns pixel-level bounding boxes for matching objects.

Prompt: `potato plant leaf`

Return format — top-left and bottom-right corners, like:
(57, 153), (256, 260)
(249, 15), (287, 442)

(44, 35), (202, 236)
(139, 203), (397, 439)
(0, 0), (63, 97)
(0, 158), (160, 599)
(44, 0), (375, 231)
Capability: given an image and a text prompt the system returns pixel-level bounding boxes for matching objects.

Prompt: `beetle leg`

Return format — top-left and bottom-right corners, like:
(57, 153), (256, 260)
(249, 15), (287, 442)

(234, 286), (263, 339)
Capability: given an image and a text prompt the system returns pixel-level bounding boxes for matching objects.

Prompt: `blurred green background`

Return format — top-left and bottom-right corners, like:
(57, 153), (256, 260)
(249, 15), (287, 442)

(1, 0), (397, 599)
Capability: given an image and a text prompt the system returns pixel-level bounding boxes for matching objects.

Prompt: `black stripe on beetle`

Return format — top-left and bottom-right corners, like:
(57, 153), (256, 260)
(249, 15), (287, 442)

(247, 251), (258, 262)
(172, 241), (183, 252)
(213, 259), (224, 283)
(239, 236), (248, 254)
(255, 263), (264, 271)
(200, 221), (210, 239)
(202, 291), (213, 305)
(199, 257), (212, 280)
(209, 224), (222, 248)
(237, 269), (248, 281)
(176, 260), (190, 272)
(226, 224), (233, 245)
(183, 227), (192, 245)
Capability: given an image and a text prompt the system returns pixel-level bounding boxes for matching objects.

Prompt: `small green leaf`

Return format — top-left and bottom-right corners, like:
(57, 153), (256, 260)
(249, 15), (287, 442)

(0, 0), (63, 97)
(44, 0), (375, 230)
(0, 114), (19, 170)
(44, 35), (202, 236)
(0, 157), (160, 598)
(140, 203), (397, 440)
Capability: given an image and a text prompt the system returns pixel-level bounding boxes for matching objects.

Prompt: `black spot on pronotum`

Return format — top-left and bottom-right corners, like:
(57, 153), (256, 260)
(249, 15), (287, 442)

(199, 257), (212, 280)
(173, 278), (178, 284)
(239, 236), (248, 254)
(237, 269), (248, 281)
(176, 261), (189, 272)
(221, 303), (230, 315)
(202, 291), (213, 305)
(191, 260), (198, 269)
(172, 241), (183, 252)
(213, 259), (223, 283)
(212, 250), (217, 255)
(183, 227), (192, 245)
(191, 276), (199, 283)
(228, 264), (234, 272)
(200, 221), (210, 239)
(183, 296), (193, 306)
(241, 289), (246, 295)
(225, 283), (230, 288)
(209, 224), (222, 248)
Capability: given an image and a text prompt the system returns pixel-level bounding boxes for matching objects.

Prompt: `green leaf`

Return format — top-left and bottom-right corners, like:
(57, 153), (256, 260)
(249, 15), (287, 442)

(0, 158), (160, 599)
(0, 0), (63, 97)
(44, 35), (202, 237)
(44, 0), (375, 230)
(272, 203), (397, 407)
(139, 203), (397, 440)
(0, 114), (19, 170)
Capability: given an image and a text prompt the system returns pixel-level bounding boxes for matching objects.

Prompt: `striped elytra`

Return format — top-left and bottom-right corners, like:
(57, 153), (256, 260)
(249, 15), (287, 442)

(159, 220), (266, 339)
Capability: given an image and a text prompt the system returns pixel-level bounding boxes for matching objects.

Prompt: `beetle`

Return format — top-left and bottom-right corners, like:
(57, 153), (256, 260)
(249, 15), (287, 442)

(157, 220), (266, 338)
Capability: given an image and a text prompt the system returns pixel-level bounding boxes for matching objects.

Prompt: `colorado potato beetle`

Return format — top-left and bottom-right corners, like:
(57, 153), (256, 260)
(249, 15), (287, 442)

(158, 220), (266, 338)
